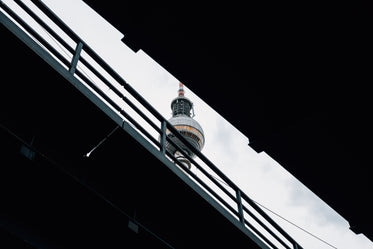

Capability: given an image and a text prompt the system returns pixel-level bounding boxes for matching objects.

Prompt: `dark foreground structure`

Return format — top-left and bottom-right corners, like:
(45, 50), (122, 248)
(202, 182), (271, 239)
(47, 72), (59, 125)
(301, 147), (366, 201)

(0, 1), (306, 248)
(83, 1), (372, 241)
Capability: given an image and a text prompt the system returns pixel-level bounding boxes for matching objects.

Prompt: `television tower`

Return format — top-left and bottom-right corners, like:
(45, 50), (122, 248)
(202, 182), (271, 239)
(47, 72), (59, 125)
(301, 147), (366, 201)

(165, 83), (205, 169)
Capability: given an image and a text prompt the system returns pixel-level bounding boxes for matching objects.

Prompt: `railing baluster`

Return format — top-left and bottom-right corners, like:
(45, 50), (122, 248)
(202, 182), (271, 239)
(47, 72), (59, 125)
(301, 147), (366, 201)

(69, 41), (83, 74)
(160, 120), (167, 154)
(236, 190), (245, 225)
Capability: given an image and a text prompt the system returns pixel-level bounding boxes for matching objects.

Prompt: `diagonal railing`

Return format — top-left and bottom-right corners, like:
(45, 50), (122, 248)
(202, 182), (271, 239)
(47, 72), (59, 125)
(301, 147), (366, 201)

(0, 1), (303, 248)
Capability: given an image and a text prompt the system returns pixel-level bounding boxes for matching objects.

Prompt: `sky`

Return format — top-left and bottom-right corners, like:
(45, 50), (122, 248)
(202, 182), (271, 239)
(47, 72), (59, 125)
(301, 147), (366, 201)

(3, 1), (372, 248)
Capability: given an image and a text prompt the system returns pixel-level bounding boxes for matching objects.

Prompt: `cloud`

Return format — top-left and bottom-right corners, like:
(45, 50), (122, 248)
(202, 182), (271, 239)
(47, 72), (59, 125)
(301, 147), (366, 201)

(286, 177), (348, 228)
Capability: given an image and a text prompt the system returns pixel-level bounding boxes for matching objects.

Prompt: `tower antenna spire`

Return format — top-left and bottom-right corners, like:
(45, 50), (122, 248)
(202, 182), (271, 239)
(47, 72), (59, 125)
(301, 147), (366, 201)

(178, 82), (184, 96)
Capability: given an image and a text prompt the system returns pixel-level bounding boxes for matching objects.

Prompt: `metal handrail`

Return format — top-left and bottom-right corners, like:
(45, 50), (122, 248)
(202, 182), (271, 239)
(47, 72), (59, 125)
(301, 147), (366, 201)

(1, 1), (302, 248)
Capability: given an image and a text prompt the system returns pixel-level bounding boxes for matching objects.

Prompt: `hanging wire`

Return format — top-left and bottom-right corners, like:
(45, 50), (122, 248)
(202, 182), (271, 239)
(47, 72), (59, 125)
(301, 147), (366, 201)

(84, 125), (120, 157)
(252, 200), (338, 249)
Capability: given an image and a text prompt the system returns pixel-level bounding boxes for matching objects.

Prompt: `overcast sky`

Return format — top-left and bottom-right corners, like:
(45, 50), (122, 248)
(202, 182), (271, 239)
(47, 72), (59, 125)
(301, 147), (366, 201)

(4, 1), (372, 248)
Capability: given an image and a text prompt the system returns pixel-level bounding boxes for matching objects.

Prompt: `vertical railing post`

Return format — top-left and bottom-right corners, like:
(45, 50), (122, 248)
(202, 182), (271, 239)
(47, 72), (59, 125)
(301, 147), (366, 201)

(69, 41), (83, 74)
(236, 189), (245, 225)
(160, 120), (167, 154)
